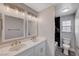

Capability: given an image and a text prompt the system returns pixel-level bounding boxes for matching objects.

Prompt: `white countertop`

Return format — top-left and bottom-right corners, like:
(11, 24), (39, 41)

(0, 37), (47, 56)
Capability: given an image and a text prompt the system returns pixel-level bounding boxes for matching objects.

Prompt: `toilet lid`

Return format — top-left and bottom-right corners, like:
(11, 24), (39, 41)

(63, 44), (70, 48)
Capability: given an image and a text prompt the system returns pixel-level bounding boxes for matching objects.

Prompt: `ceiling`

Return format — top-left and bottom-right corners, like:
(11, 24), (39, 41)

(25, 3), (56, 12)
(25, 3), (79, 17)
(55, 3), (79, 17)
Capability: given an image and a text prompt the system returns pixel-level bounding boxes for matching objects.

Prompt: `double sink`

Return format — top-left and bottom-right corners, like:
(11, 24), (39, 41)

(0, 37), (39, 56)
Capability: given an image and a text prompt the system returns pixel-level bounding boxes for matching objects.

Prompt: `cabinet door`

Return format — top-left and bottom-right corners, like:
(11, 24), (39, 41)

(34, 42), (46, 56)
(16, 48), (34, 56)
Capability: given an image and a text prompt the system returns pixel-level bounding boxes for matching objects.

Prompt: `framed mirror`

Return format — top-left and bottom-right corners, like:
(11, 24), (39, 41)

(3, 15), (25, 42)
(27, 17), (37, 37)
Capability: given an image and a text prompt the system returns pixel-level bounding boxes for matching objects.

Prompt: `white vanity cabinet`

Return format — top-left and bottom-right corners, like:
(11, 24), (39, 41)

(16, 48), (34, 56)
(16, 41), (46, 56)
(34, 42), (46, 56)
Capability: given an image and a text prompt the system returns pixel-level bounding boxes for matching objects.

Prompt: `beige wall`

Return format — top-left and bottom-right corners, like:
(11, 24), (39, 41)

(38, 6), (55, 55)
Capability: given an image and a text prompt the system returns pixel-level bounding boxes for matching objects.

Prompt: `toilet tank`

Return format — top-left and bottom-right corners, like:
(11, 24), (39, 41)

(63, 38), (71, 44)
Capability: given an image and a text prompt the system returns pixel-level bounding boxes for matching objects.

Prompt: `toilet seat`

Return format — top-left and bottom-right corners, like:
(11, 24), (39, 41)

(63, 44), (70, 55)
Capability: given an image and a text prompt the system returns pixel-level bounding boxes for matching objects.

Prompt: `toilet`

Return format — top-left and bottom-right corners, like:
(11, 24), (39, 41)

(63, 38), (71, 55)
(55, 42), (58, 51)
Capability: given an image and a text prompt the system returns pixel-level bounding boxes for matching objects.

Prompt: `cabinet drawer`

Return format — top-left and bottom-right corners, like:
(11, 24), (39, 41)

(16, 48), (34, 56)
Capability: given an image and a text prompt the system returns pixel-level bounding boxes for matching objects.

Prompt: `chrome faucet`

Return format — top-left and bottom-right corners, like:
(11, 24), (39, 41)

(11, 40), (21, 47)
(31, 35), (37, 42)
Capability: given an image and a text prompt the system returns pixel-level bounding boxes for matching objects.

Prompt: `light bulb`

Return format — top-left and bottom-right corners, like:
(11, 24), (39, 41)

(6, 6), (10, 11)
(22, 12), (25, 16)
(15, 9), (19, 13)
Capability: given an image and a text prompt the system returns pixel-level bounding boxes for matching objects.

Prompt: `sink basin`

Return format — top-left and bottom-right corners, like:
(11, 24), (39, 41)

(9, 44), (25, 51)
(31, 39), (38, 42)
(31, 38), (38, 42)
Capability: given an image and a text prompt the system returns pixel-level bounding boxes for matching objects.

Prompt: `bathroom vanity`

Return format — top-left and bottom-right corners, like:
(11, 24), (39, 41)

(0, 37), (47, 56)
(0, 4), (44, 56)
(16, 38), (46, 56)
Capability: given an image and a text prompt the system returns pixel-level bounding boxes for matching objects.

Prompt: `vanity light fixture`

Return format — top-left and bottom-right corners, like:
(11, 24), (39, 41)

(33, 16), (37, 22)
(27, 14), (32, 20)
(27, 14), (37, 22)
(4, 5), (25, 16)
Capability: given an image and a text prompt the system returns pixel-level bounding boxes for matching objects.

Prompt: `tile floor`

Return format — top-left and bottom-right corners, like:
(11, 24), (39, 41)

(55, 47), (75, 56)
